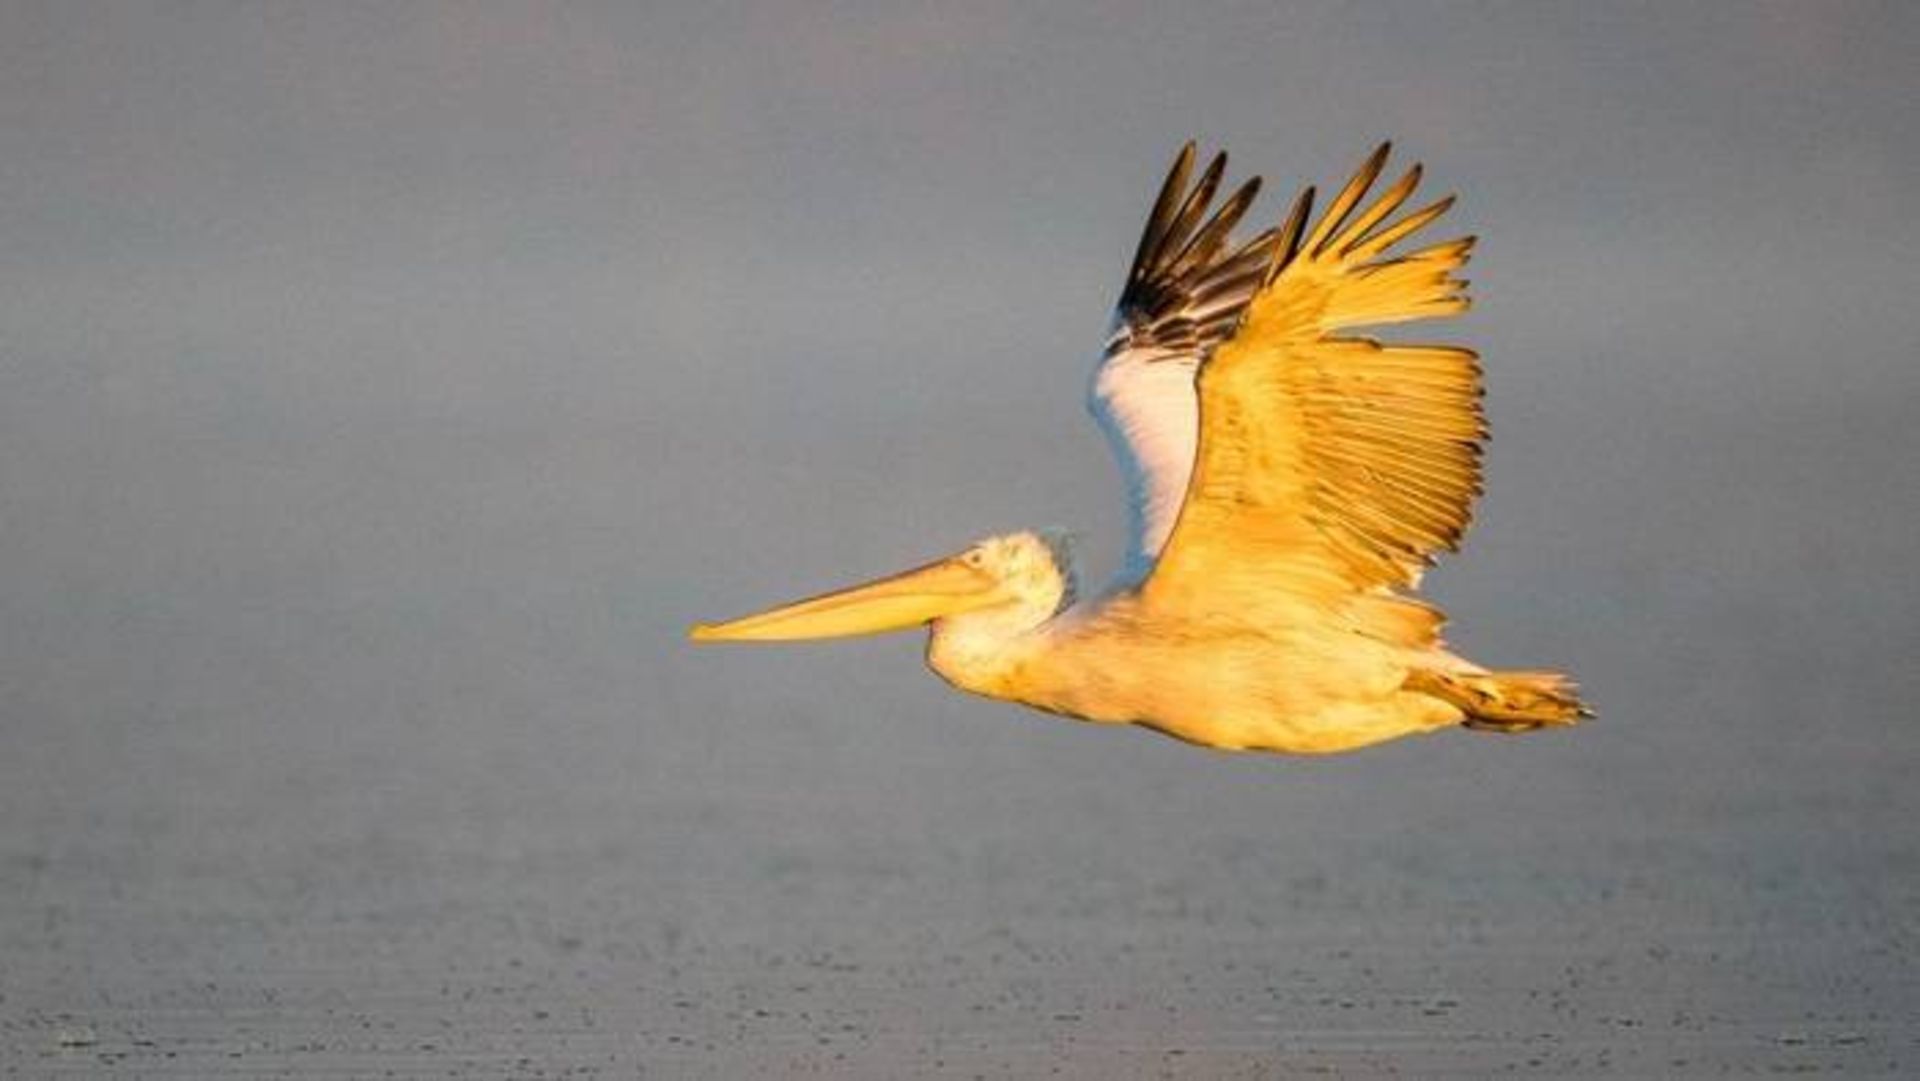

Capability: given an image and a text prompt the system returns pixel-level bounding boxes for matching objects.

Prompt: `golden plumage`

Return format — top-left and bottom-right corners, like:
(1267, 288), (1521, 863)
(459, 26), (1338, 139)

(692, 143), (1586, 754)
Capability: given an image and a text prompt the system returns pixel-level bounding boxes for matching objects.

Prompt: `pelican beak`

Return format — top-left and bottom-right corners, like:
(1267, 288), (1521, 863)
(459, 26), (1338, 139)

(690, 555), (1002, 643)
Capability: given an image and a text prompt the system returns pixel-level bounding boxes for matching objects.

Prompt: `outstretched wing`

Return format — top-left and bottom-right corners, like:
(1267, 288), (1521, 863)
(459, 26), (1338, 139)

(1090, 144), (1279, 580)
(1141, 143), (1484, 623)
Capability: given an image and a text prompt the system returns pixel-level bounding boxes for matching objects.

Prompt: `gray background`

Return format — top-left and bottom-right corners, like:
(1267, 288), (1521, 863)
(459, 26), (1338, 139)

(3, 2), (1916, 1076)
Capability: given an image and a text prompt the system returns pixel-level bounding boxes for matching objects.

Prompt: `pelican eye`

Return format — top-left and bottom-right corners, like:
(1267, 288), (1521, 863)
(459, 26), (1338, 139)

(962, 549), (986, 569)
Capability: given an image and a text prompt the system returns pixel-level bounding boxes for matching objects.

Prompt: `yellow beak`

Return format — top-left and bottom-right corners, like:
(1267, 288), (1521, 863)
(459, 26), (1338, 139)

(689, 555), (1002, 643)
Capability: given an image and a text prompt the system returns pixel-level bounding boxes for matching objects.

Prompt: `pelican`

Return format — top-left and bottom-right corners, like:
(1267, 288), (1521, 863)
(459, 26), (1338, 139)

(691, 143), (1586, 754)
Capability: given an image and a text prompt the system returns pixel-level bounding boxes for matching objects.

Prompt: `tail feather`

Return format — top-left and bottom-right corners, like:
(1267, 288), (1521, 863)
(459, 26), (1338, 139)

(1408, 667), (1590, 733)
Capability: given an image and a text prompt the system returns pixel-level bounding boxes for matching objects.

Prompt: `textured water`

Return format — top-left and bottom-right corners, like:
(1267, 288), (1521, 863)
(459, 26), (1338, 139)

(5, 641), (1916, 1078)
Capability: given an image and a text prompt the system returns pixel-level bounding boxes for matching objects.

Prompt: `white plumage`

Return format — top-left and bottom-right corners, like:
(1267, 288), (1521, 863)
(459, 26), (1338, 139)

(1088, 346), (1199, 580)
(693, 142), (1587, 754)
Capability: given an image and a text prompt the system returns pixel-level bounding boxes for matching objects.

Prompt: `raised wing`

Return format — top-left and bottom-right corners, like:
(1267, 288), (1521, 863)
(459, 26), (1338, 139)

(1142, 144), (1484, 621)
(1090, 144), (1279, 580)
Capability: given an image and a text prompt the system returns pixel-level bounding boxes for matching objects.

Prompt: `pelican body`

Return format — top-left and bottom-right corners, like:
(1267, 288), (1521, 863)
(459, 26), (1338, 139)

(692, 143), (1586, 754)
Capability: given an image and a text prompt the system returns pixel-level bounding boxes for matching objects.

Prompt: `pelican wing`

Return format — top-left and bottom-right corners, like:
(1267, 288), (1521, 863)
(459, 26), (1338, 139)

(1141, 144), (1484, 620)
(1090, 144), (1279, 578)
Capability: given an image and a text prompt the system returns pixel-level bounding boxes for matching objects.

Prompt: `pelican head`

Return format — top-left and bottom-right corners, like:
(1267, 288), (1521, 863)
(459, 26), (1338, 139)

(689, 529), (1075, 645)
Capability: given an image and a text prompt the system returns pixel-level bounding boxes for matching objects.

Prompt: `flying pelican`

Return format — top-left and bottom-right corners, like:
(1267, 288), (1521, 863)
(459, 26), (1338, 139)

(691, 143), (1586, 754)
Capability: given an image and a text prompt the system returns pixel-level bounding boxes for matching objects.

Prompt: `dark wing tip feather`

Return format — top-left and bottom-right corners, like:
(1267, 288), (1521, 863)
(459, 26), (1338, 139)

(1114, 144), (1275, 361)
(1128, 143), (1199, 291)
(1265, 185), (1316, 286)
(1308, 142), (1395, 257)
(1166, 173), (1262, 279)
(1160, 151), (1229, 263)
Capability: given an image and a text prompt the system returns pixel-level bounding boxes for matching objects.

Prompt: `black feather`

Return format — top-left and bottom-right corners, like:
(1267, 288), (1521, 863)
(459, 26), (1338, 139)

(1114, 145), (1278, 362)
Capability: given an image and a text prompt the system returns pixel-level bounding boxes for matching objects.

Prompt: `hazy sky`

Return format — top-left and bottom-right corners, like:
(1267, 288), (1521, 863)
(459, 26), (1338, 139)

(2, 2), (1917, 816)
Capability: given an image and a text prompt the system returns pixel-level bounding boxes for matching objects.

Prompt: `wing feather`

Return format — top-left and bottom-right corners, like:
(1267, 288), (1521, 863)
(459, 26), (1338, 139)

(1142, 144), (1483, 623)
(1091, 145), (1279, 578)
(1303, 142), (1390, 257)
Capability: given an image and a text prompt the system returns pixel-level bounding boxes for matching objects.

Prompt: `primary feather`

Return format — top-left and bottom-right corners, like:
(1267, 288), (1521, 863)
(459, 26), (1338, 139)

(1091, 144), (1279, 580)
(1144, 141), (1486, 631)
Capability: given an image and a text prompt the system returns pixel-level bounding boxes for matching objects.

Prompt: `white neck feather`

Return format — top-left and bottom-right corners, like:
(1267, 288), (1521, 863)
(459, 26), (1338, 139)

(923, 538), (1073, 696)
